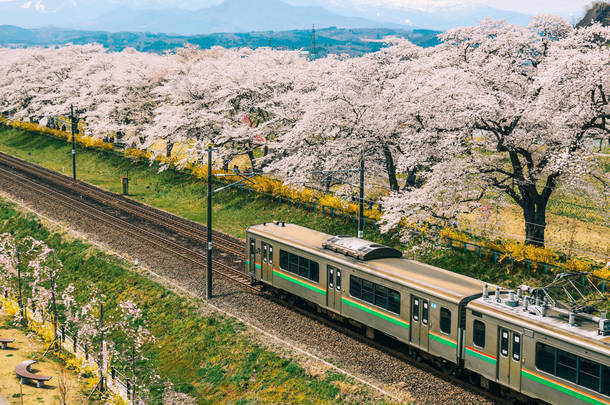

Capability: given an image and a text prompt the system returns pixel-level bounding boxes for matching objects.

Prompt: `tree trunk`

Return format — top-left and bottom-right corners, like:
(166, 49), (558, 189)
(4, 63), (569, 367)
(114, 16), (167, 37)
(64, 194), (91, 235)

(403, 169), (417, 190)
(382, 145), (400, 192)
(166, 142), (174, 158)
(522, 200), (547, 247)
(247, 150), (256, 172)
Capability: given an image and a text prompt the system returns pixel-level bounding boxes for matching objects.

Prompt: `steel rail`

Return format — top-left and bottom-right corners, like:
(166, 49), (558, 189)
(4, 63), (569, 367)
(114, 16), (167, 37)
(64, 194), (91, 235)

(0, 151), (245, 257)
(0, 164), (254, 290)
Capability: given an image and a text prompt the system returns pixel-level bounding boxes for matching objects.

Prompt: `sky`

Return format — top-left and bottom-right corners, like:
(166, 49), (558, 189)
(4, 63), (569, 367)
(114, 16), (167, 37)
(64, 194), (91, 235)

(0, 0), (598, 16)
(323, 0), (597, 15)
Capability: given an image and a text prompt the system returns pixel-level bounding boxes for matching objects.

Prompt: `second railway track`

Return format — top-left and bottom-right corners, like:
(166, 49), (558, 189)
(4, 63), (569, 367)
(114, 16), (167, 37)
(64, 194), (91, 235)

(0, 151), (245, 257)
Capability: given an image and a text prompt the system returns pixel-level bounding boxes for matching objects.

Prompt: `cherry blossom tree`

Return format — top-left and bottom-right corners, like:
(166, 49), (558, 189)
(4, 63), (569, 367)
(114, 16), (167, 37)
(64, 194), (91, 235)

(267, 39), (426, 193)
(116, 300), (155, 402)
(23, 237), (64, 348)
(0, 233), (24, 323)
(381, 17), (610, 246)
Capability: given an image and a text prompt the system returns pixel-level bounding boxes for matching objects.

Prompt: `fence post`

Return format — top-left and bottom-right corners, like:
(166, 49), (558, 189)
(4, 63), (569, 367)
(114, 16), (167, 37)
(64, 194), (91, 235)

(463, 242), (467, 253)
(449, 239), (452, 248)
(544, 264), (548, 274)
(493, 251), (497, 263)
(603, 282), (606, 293)
(478, 246), (482, 259)
(527, 261), (531, 271)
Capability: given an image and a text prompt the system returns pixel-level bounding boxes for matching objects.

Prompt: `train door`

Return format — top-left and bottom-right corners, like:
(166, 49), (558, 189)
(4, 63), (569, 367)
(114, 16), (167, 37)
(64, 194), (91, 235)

(410, 296), (429, 351)
(261, 242), (273, 282)
(497, 328), (521, 391)
(420, 299), (430, 351)
(249, 238), (258, 279)
(326, 266), (342, 312)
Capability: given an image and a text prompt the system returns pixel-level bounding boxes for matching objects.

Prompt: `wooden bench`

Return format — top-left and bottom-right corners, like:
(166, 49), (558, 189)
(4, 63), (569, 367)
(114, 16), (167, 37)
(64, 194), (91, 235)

(15, 360), (52, 388)
(0, 338), (14, 349)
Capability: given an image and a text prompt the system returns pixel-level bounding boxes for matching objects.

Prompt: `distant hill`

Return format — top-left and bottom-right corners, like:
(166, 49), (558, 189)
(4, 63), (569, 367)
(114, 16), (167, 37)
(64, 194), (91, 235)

(577, 1), (610, 27)
(0, 0), (537, 34)
(0, 25), (441, 56)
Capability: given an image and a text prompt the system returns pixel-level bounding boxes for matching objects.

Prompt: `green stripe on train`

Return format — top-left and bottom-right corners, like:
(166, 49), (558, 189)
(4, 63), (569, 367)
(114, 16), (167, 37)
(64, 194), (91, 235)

(272, 270), (326, 295)
(522, 370), (608, 405)
(341, 298), (410, 329)
(465, 347), (496, 365)
(429, 333), (457, 349)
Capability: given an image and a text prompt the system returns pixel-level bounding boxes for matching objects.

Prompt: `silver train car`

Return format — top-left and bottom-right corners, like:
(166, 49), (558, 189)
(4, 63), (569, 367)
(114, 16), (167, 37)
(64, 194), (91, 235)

(246, 222), (610, 404)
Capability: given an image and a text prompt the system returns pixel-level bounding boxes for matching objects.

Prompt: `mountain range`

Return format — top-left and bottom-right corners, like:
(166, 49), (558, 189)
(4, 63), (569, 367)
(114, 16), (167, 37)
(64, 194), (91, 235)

(0, 0), (536, 34)
(0, 25), (441, 56)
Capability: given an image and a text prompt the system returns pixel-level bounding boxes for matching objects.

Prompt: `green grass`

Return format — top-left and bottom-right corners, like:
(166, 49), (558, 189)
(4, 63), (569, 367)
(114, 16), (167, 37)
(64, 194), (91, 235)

(0, 126), (559, 290)
(0, 199), (391, 405)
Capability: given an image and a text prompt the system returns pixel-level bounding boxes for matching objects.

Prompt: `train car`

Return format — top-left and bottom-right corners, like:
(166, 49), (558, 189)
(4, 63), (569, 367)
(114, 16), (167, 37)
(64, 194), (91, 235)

(246, 222), (490, 367)
(464, 289), (610, 404)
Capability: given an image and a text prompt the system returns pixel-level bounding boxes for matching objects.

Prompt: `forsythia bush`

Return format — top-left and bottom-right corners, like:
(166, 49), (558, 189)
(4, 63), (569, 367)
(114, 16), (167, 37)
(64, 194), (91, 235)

(5, 119), (603, 277)
(439, 228), (605, 276)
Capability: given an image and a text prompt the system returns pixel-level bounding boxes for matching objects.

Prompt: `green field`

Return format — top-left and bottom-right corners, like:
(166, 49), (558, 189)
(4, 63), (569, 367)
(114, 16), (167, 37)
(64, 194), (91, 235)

(0, 126), (556, 290)
(0, 198), (395, 404)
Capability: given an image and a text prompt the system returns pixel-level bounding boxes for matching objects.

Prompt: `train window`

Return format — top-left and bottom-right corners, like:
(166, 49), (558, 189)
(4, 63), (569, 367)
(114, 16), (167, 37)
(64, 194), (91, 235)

(500, 330), (509, 357)
(556, 349), (577, 383)
(512, 334), (521, 361)
(388, 290), (400, 314)
(375, 285), (388, 308)
(422, 301), (429, 325)
(336, 270), (341, 291)
(349, 276), (400, 314)
(310, 262), (319, 283)
(328, 267), (334, 288)
(269, 246), (273, 264)
(279, 250), (319, 282)
(536, 343), (556, 374)
(473, 320), (485, 348)
(362, 280), (374, 303)
(263, 243), (267, 263)
(350, 275), (361, 298)
(413, 298), (420, 322)
(602, 366), (610, 395)
(578, 357), (601, 392)
(440, 308), (451, 334)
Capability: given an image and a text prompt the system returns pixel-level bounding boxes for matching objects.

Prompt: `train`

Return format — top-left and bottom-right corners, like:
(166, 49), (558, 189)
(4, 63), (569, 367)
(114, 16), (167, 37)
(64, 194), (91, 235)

(246, 222), (610, 405)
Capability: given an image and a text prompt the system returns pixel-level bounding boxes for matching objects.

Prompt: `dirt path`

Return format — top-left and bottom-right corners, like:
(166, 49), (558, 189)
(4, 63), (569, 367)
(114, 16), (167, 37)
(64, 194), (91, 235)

(0, 309), (92, 405)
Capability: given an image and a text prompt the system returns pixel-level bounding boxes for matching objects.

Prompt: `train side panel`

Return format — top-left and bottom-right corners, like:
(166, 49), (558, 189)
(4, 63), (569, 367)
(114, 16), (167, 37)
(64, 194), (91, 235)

(520, 332), (610, 405)
(341, 266), (411, 344)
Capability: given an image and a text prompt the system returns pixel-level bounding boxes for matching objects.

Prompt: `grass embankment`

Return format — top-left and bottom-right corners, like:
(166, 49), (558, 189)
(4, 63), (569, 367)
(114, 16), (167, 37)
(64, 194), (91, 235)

(0, 126), (560, 289)
(0, 199), (391, 404)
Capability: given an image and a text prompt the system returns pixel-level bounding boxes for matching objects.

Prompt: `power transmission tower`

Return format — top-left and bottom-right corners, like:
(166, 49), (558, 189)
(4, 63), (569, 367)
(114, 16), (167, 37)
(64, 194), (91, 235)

(310, 24), (317, 60)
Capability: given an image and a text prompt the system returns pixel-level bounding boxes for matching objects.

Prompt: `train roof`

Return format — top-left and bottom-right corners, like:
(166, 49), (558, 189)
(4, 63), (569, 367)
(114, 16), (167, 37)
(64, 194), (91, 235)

(248, 223), (491, 304)
(469, 296), (610, 355)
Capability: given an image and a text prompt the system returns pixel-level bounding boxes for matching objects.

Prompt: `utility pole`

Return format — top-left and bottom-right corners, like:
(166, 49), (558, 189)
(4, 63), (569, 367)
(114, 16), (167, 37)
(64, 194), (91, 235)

(131, 344), (136, 403)
(70, 105), (77, 181)
(206, 146), (213, 300)
(358, 148), (364, 239)
(98, 302), (104, 393)
(204, 147), (259, 299)
(16, 248), (25, 327)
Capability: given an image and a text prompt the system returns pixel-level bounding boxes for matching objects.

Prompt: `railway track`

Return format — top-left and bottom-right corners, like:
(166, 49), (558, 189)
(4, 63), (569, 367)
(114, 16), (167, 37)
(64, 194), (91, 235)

(0, 163), (254, 290)
(0, 153), (511, 405)
(0, 151), (245, 257)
